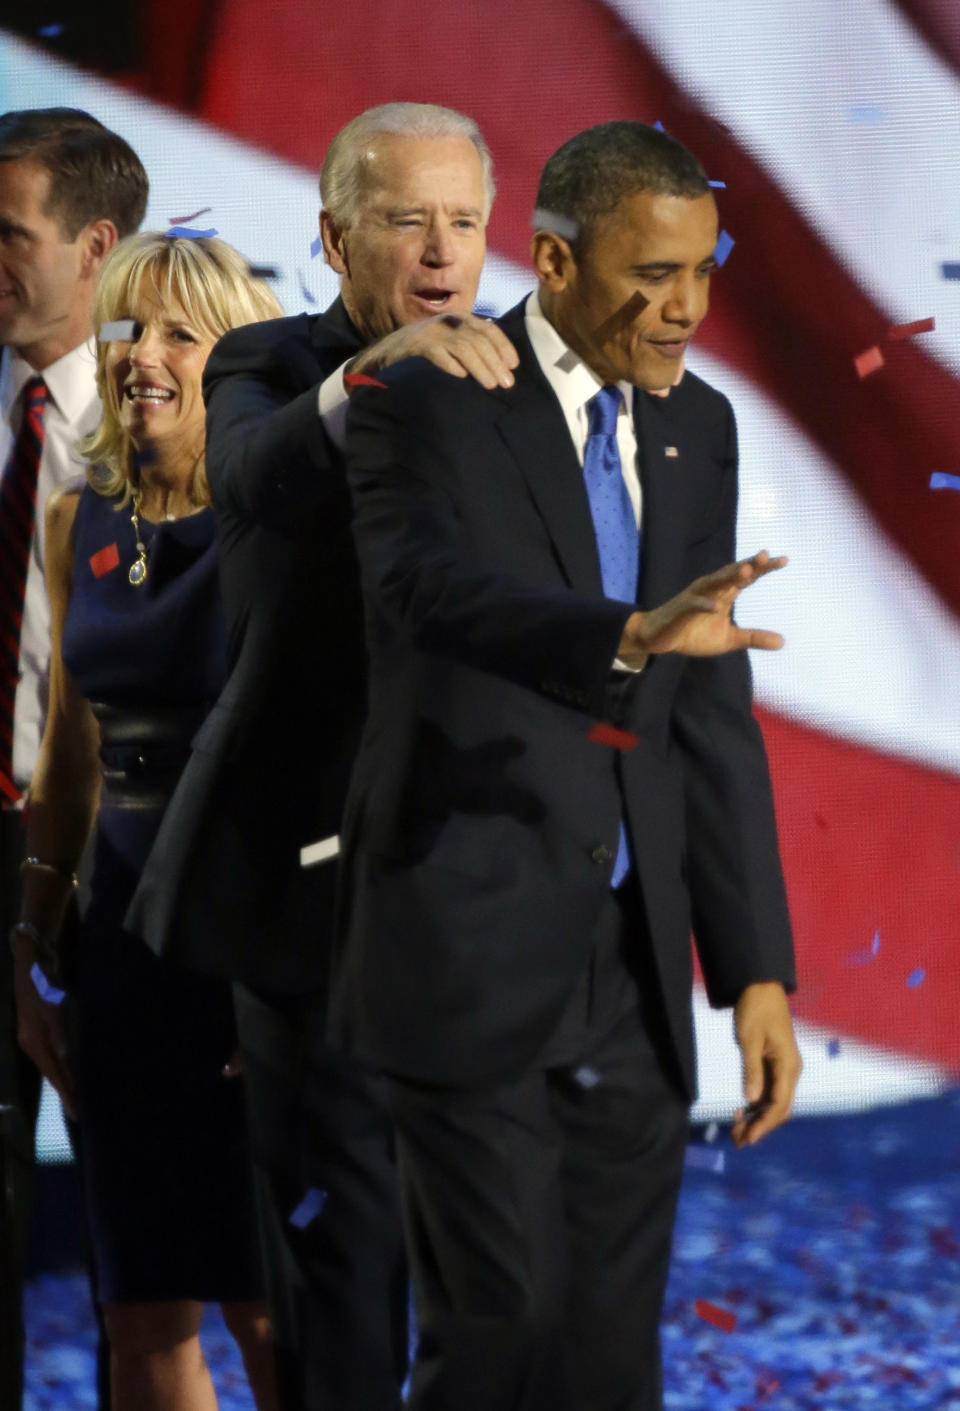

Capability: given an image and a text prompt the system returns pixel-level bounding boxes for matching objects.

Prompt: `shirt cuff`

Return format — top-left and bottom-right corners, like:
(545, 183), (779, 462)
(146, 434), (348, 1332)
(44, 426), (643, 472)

(612, 655), (645, 673)
(317, 361), (351, 451)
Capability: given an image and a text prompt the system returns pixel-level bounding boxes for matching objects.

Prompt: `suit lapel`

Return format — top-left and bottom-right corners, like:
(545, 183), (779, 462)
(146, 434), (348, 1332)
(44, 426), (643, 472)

(493, 306), (603, 594)
(634, 388), (688, 608)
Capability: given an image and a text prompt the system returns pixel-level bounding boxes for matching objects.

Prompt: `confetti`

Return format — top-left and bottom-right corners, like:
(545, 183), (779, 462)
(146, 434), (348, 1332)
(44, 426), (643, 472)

(572, 1065), (601, 1089)
(98, 319), (136, 342)
(531, 208), (580, 243)
(713, 230), (735, 267)
(708, 180), (727, 189)
(344, 372), (388, 390)
(854, 345), (884, 378)
(828, 1038), (841, 1058)
(165, 226), (218, 240)
(298, 271), (317, 306)
(246, 264), (279, 281)
(653, 120), (666, 132)
(37, 23), (64, 38)
(685, 1146), (726, 1174)
(89, 544), (119, 578)
(888, 317), (935, 339)
(588, 722), (639, 751)
(30, 963), (66, 1006)
(872, 929), (881, 955)
(168, 206), (212, 225)
(930, 472), (960, 491)
(310, 233), (323, 259)
(906, 967), (925, 988)
(300, 835), (340, 868)
(695, 1298), (738, 1333)
(940, 263), (960, 280)
(289, 1188), (327, 1229)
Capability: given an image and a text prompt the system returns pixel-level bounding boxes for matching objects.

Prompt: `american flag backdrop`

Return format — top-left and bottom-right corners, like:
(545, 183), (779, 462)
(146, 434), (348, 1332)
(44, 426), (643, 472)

(4, 0), (959, 1144)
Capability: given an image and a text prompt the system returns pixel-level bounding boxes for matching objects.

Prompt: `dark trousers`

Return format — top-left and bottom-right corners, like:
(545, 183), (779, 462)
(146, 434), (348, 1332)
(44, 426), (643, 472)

(384, 882), (689, 1411)
(1, 810), (111, 1411)
(234, 982), (408, 1411)
(0, 810), (42, 1411)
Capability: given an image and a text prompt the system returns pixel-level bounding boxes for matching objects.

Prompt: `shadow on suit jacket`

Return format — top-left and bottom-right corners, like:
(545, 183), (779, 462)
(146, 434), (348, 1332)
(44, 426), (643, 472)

(330, 300), (795, 1097)
(127, 299), (368, 996)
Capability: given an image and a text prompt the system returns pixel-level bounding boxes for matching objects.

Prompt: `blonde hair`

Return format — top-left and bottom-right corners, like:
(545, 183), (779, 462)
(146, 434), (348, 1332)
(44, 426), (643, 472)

(320, 101), (495, 232)
(81, 232), (283, 505)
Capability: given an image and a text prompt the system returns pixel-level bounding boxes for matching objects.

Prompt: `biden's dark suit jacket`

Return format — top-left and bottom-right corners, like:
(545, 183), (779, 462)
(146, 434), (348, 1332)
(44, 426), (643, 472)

(331, 299), (795, 1100)
(128, 299), (367, 993)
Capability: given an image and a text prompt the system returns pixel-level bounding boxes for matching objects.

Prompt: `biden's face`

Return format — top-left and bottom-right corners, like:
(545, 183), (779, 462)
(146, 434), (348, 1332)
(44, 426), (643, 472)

(325, 132), (488, 342)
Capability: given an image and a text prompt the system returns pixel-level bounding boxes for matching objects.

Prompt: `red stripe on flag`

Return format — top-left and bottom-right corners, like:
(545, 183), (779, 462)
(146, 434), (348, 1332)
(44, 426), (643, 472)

(756, 706), (960, 1073)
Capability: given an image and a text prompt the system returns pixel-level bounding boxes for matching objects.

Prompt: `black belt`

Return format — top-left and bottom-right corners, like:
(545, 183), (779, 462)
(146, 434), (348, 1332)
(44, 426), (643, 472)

(90, 700), (210, 809)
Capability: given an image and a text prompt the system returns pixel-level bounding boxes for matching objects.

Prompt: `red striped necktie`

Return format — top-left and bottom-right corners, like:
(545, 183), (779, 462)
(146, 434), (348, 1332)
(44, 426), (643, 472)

(0, 376), (48, 805)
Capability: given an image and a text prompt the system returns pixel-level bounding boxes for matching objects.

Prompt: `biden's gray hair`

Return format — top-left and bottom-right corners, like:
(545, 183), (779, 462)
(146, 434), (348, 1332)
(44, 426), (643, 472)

(320, 102), (495, 230)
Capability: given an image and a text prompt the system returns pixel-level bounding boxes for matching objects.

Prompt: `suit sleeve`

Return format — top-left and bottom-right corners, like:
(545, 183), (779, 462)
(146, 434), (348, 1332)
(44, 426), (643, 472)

(671, 401), (796, 1004)
(203, 321), (347, 529)
(347, 367), (634, 715)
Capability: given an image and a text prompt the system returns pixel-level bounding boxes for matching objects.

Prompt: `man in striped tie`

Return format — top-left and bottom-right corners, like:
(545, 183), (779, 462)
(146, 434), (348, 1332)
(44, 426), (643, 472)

(0, 108), (147, 1410)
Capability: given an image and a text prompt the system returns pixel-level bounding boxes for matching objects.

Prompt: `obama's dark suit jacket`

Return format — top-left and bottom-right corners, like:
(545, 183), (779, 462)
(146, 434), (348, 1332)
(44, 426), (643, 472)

(331, 299), (795, 1101)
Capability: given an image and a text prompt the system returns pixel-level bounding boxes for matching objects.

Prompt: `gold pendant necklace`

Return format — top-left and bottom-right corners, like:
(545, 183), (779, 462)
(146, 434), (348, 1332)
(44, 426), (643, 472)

(129, 491), (148, 586)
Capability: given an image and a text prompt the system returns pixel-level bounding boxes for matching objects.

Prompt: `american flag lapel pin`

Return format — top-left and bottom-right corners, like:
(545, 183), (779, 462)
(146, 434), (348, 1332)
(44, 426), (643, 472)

(664, 445), (679, 458)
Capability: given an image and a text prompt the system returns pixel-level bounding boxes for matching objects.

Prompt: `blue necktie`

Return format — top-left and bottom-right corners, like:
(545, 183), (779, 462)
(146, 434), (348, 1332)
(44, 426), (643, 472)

(583, 385), (639, 888)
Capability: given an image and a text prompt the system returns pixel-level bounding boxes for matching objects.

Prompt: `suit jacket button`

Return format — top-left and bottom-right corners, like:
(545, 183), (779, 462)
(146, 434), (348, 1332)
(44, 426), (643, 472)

(591, 843), (612, 865)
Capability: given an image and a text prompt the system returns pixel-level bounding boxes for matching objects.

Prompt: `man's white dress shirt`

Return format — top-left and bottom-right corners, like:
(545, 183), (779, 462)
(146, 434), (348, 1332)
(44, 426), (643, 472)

(0, 340), (100, 793)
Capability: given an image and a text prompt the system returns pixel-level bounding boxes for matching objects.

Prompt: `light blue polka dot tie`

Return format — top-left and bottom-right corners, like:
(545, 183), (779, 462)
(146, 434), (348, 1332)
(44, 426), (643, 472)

(583, 385), (639, 888)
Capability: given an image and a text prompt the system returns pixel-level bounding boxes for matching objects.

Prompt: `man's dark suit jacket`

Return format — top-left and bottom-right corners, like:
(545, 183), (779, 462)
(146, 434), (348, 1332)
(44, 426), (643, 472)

(331, 299), (795, 1100)
(127, 299), (366, 995)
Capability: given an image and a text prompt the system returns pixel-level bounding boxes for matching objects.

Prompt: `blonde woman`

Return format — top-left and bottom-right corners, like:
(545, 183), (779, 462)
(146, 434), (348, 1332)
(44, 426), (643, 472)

(11, 233), (282, 1411)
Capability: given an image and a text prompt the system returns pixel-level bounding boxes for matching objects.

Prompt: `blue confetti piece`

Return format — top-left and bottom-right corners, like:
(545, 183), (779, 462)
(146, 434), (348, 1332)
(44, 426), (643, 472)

(930, 472), (960, 491)
(713, 230), (735, 267)
(653, 120), (666, 133)
(310, 233), (323, 259)
(828, 1038), (841, 1058)
(37, 23), (64, 38)
(906, 968), (926, 988)
(30, 963), (66, 1006)
(849, 104), (885, 123)
(942, 263), (960, 280)
(685, 1146), (726, 1174)
(708, 180), (727, 189)
(298, 271), (317, 306)
(289, 1187), (327, 1229)
(872, 929), (881, 955)
(572, 1065), (601, 1090)
(165, 226), (218, 240)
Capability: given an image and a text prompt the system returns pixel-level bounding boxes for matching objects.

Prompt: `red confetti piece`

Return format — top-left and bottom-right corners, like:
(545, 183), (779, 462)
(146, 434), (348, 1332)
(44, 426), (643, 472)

(588, 721), (639, 751)
(695, 1298), (738, 1332)
(89, 543), (120, 578)
(854, 346), (884, 378)
(344, 372), (388, 390)
(887, 316), (935, 340)
(168, 205), (212, 225)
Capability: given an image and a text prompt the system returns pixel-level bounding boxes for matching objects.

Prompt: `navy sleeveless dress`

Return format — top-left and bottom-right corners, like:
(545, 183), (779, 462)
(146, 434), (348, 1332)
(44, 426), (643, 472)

(60, 482), (263, 1304)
